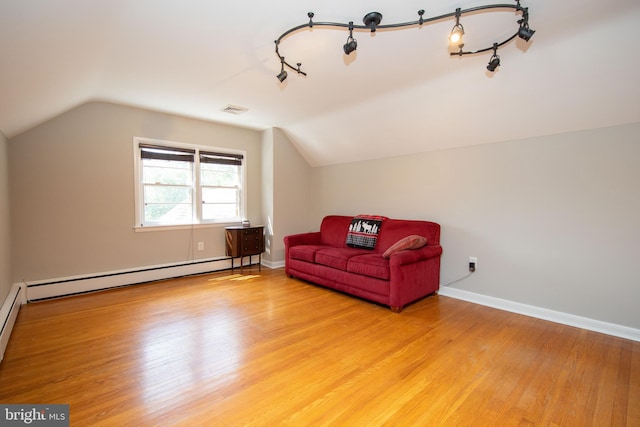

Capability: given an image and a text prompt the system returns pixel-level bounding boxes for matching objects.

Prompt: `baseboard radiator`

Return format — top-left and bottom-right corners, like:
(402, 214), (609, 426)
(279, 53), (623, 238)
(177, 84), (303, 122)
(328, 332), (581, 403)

(25, 256), (251, 302)
(1, 284), (25, 362)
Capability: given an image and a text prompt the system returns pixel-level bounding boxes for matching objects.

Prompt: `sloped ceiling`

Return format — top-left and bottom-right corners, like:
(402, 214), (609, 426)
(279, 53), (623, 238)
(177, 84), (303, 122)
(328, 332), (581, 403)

(1, 0), (639, 166)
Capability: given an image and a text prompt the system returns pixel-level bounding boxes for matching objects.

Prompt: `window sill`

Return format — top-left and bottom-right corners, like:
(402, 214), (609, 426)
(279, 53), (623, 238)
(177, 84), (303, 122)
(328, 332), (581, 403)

(133, 222), (241, 233)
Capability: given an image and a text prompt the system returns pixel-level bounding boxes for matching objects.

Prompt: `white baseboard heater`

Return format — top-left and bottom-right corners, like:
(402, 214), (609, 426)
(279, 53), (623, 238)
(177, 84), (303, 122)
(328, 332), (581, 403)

(25, 257), (244, 302)
(1, 284), (25, 362)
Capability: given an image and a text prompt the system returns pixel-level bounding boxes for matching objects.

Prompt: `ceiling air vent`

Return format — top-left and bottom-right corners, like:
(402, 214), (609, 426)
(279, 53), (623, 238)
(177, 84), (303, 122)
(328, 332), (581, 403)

(221, 104), (249, 115)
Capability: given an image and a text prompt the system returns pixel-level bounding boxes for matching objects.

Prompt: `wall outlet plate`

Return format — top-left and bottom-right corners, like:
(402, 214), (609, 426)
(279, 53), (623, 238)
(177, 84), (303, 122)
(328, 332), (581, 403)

(469, 256), (477, 272)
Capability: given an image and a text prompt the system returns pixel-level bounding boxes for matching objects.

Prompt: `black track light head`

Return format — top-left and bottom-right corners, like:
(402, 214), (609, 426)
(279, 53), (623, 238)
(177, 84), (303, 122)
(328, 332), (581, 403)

(487, 56), (500, 72)
(277, 69), (288, 82)
(343, 21), (357, 55)
(518, 25), (535, 41)
(343, 38), (357, 55)
(277, 57), (288, 82)
(517, 7), (535, 41)
(487, 43), (500, 72)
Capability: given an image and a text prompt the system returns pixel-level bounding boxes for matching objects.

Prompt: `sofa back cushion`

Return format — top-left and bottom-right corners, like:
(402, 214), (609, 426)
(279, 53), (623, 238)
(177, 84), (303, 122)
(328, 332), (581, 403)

(376, 218), (440, 253)
(319, 215), (440, 253)
(319, 215), (353, 247)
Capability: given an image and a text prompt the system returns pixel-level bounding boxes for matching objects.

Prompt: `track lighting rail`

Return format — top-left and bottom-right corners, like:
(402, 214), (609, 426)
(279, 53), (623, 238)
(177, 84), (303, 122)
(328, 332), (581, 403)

(274, 1), (534, 81)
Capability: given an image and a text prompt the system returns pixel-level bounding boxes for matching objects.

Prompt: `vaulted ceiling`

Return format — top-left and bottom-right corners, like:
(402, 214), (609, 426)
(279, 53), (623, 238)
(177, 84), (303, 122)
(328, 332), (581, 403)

(1, 0), (639, 166)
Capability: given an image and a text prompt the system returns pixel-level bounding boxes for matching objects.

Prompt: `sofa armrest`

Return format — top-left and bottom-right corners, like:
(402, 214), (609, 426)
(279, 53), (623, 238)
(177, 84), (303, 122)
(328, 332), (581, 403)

(284, 231), (322, 248)
(389, 245), (443, 266)
(388, 244), (443, 310)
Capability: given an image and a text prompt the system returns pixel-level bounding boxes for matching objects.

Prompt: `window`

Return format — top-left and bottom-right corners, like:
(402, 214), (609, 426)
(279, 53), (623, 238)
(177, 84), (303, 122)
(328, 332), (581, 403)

(134, 138), (245, 228)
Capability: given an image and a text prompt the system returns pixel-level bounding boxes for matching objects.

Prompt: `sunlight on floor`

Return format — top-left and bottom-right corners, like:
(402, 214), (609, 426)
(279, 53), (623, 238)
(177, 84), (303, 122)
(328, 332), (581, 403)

(209, 274), (261, 282)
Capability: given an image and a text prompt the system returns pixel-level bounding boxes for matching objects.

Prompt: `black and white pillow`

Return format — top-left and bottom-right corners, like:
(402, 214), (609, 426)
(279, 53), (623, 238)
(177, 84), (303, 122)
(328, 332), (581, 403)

(346, 215), (386, 249)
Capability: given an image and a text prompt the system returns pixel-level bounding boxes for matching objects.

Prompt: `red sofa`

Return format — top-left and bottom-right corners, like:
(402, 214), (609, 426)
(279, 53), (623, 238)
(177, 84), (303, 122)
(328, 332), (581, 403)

(284, 215), (442, 312)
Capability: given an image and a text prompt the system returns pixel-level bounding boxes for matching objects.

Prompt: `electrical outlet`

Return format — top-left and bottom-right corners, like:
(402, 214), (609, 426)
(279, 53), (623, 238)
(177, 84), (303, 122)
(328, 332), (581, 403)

(469, 256), (477, 272)
(197, 242), (204, 251)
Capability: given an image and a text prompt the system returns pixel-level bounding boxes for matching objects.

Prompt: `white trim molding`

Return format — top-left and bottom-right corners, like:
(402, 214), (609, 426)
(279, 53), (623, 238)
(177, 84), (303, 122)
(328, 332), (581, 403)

(262, 259), (285, 270)
(438, 286), (640, 342)
(1, 284), (25, 362)
(25, 258), (233, 301)
(24, 257), (280, 302)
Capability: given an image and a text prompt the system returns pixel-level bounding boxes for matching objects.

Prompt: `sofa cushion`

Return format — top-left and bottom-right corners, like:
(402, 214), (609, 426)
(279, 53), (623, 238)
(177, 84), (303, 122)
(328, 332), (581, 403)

(289, 245), (326, 263)
(315, 247), (368, 271)
(347, 254), (390, 280)
(382, 235), (427, 258)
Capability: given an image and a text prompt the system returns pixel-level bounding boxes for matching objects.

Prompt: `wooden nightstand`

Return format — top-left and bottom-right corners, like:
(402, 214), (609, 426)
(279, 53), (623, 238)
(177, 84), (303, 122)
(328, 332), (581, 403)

(225, 226), (265, 272)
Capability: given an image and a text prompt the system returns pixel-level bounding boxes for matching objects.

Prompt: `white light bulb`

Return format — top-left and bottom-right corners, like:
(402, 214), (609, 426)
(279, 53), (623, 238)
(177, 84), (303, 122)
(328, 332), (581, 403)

(449, 25), (464, 44)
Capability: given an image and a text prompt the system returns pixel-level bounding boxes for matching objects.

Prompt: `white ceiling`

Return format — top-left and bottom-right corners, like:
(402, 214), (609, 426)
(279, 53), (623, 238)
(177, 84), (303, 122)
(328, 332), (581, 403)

(1, 0), (639, 166)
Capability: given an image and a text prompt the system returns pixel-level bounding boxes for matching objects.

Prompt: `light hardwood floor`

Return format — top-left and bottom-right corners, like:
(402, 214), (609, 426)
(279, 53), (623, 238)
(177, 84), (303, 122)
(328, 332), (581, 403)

(0, 268), (638, 426)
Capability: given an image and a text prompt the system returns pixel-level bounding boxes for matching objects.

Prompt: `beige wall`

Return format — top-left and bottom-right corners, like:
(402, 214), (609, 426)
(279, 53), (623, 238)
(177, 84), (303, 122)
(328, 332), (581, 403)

(9, 101), (262, 281)
(271, 128), (314, 261)
(311, 123), (640, 329)
(0, 130), (11, 301)
(260, 128), (314, 264)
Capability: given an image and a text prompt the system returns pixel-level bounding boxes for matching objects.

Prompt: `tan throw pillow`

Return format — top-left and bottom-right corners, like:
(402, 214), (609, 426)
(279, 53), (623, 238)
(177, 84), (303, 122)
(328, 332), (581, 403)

(382, 235), (427, 258)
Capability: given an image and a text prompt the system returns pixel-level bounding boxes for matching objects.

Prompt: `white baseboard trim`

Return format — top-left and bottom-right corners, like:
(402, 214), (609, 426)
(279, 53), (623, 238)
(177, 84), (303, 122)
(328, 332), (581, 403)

(262, 259), (285, 269)
(24, 256), (282, 302)
(24, 257), (240, 301)
(438, 286), (640, 342)
(1, 283), (25, 362)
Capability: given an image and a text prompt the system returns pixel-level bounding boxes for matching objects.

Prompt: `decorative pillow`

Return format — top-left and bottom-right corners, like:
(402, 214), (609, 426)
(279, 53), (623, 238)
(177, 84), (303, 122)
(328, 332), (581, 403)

(346, 215), (386, 249)
(382, 235), (427, 258)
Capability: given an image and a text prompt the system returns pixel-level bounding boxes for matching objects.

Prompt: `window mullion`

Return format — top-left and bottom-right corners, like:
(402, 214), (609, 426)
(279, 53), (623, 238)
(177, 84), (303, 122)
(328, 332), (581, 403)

(194, 151), (202, 224)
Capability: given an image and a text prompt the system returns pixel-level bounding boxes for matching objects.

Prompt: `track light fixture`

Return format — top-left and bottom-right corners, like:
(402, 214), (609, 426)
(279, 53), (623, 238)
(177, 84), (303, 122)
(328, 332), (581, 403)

(518, 25), (535, 42)
(274, 0), (534, 80)
(449, 8), (465, 45)
(343, 21), (357, 55)
(487, 43), (501, 72)
(277, 60), (287, 82)
(517, 7), (535, 41)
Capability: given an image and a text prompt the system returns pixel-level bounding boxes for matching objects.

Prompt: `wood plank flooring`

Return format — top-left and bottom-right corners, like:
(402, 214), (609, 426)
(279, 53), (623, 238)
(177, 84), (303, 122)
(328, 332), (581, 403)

(0, 268), (638, 426)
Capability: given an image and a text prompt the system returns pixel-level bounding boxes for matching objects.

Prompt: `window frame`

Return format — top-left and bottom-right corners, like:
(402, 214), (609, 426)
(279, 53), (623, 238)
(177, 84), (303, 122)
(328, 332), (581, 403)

(133, 137), (247, 231)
